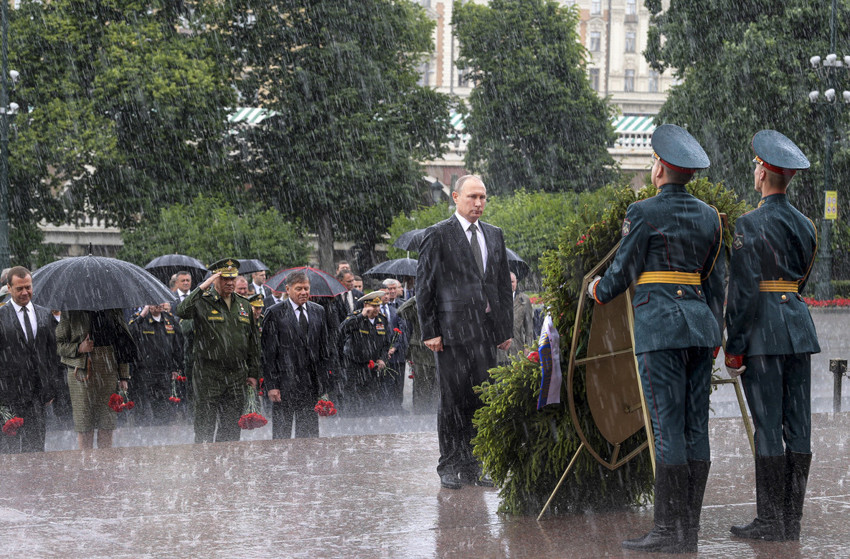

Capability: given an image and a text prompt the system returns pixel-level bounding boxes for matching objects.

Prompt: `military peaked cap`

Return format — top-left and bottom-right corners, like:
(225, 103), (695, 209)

(651, 123), (710, 173)
(358, 291), (385, 306)
(752, 130), (810, 176)
(209, 258), (240, 278)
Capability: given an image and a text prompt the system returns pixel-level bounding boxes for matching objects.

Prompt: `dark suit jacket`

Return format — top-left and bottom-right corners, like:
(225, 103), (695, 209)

(380, 303), (407, 366)
(262, 301), (332, 398)
(726, 193), (820, 357)
(335, 289), (364, 319)
(416, 215), (513, 346)
(0, 303), (59, 406)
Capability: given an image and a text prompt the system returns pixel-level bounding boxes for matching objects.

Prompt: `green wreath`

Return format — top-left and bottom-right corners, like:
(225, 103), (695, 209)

(472, 179), (749, 515)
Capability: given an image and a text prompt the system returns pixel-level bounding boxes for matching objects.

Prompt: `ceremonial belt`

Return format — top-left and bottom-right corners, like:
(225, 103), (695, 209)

(758, 280), (799, 292)
(636, 271), (701, 285)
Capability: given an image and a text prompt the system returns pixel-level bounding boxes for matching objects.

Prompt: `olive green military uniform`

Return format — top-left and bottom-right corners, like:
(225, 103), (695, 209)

(176, 285), (260, 443)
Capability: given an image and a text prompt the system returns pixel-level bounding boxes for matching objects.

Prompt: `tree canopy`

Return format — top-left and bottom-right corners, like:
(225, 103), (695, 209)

(211, 0), (454, 271)
(646, 0), (850, 243)
(453, 0), (617, 196)
(118, 194), (311, 271)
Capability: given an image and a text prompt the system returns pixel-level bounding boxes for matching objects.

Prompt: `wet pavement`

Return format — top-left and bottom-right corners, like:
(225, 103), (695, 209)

(1, 412), (848, 558)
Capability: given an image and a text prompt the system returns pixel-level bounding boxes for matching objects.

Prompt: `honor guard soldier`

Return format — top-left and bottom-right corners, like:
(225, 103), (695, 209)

(588, 124), (725, 553)
(725, 130), (820, 542)
(337, 291), (392, 415)
(175, 258), (260, 443)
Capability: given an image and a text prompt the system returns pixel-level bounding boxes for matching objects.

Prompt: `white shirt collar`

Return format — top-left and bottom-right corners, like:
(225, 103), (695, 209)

(454, 211), (478, 232)
(10, 300), (33, 314)
(288, 298), (304, 313)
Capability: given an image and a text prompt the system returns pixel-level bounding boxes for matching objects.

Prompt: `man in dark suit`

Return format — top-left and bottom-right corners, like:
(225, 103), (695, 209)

(335, 269), (364, 317)
(0, 266), (59, 453)
(588, 125), (724, 553)
(416, 175), (513, 490)
(263, 270), (333, 439)
(250, 270), (273, 300)
(725, 131), (819, 542)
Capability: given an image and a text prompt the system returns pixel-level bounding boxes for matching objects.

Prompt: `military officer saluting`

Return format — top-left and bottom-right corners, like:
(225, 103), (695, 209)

(175, 258), (260, 443)
(338, 291), (392, 415)
(588, 124), (725, 554)
(725, 130), (820, 542)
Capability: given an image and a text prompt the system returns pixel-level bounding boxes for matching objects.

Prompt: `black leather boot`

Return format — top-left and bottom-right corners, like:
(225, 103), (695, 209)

(622, 463), (690, 553)
(684, 460), (711, 552)
(783, 450), (812, 541)
(730, 454), (786, 540)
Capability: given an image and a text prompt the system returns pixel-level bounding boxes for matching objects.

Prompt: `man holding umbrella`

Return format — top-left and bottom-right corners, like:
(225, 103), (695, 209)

(176, 259), (261, 443)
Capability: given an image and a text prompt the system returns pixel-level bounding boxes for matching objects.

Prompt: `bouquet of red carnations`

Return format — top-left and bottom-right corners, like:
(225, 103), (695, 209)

(1, 405), (23, 436)
(314, 398), (337, 417)
(238, 385), (268, 429)
(108, 389), (135, 413)
(168, 379), (181, 403)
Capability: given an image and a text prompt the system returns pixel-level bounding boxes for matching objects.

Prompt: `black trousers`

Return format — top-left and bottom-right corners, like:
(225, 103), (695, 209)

(272, 394), (319, 439)
(0, 399), (46, 454)
(434, 337), (495, 476)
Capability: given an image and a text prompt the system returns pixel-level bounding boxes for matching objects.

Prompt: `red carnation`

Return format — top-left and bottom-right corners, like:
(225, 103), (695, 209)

(394, 328), (402, 334)
(2, 416), (24, 436)
(238, 412), (268, 429)
(314, 399), (338, 417)
(408, 374), (414, 379)
(527, 351), (540, 363)
(368, 360), (376, 369)
(108, 393), (124, 412)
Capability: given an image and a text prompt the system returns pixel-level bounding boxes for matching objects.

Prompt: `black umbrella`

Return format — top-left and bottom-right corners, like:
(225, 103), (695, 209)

(506, 248), (530, 281)
(144, 254), (207, 286)
(33, 255), (177, 311)
(237, 259), (269, 275)
(266, 267), (347, 297)
(363, 258), (418, 279)
(392, 228), (426, 252)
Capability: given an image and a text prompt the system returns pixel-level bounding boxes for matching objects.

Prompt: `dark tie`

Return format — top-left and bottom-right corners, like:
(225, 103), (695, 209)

(297, 305), (308, 334)
(21, 306), (34, 343)
(469, 223), (485, 276)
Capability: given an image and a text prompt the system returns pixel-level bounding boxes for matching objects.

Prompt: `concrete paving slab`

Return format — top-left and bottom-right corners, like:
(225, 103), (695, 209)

(1, 413), (848, 558)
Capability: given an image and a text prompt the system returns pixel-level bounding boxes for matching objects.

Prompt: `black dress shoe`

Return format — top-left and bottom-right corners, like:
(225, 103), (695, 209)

(459, 472), (495, 487)
(440, 473), (462, 490)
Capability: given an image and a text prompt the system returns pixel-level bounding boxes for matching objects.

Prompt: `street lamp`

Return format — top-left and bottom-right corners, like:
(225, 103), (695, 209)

(805, 0), (846, 301)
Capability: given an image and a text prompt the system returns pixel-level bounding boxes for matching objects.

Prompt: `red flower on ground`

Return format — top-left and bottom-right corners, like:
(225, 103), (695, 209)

(527, 351), (540, 363)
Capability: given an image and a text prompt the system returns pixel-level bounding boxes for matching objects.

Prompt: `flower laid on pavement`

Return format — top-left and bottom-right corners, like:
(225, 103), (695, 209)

(527, 351), (540, 363)
(168, 379), (181, 403)
(238, 385), (267, 429)
(314, 398), (337, 417)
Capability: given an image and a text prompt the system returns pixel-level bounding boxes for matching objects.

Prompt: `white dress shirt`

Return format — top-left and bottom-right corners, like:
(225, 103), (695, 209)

(455, 211), (487, 274)
(288, 298), (309, 323)
(11, 301), (37, 340)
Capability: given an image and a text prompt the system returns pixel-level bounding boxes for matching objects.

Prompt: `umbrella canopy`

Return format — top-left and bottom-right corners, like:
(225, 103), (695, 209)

(392, 228), (426, 252)
(363, 258), (418, 279)
(506, 248), (530, 281)
(266, 267), (347, 298)
(33, 255), (177, 311)
(237, 258), (269, 275)
(144, 254), (208, 286)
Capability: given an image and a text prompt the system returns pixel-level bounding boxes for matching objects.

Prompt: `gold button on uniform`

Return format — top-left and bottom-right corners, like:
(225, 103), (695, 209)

(781, 294), (787, 301)
(676, 289), (683, 296)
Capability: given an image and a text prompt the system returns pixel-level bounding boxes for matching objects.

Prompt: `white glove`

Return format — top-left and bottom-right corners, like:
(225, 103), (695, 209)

(587, 276), (602, 299)
(726, 365), (746, 378)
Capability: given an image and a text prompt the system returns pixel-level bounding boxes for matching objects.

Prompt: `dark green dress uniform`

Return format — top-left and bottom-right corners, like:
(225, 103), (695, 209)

(592, 124), (724, 554)
(127, 311), (184, 425)
(337, 305), (392, 415)
(175, 260), (260, 444)
(726, 130), (819, 542)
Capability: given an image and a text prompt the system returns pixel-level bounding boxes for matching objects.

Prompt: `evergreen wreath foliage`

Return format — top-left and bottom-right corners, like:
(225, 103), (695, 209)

(472, 179), (748, 515)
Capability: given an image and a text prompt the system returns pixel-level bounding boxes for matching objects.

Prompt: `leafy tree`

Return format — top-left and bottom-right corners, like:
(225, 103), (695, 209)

(645, 0), (850, 280)
(118, 194), (311, 271)
(453, 0), (617, 196)
(211, 0), (453, 272)
(7, 0), (236, 255)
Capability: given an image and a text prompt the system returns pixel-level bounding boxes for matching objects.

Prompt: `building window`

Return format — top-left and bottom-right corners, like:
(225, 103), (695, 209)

(624, 69), (635, 92)
(648, 71), (660, 93)
(591, 0), (601, 15)
(625, 31), (636, 53)
(626, 0), (637, 15)
(589, 68), (600, 91)
(590, 31), (601, 53)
